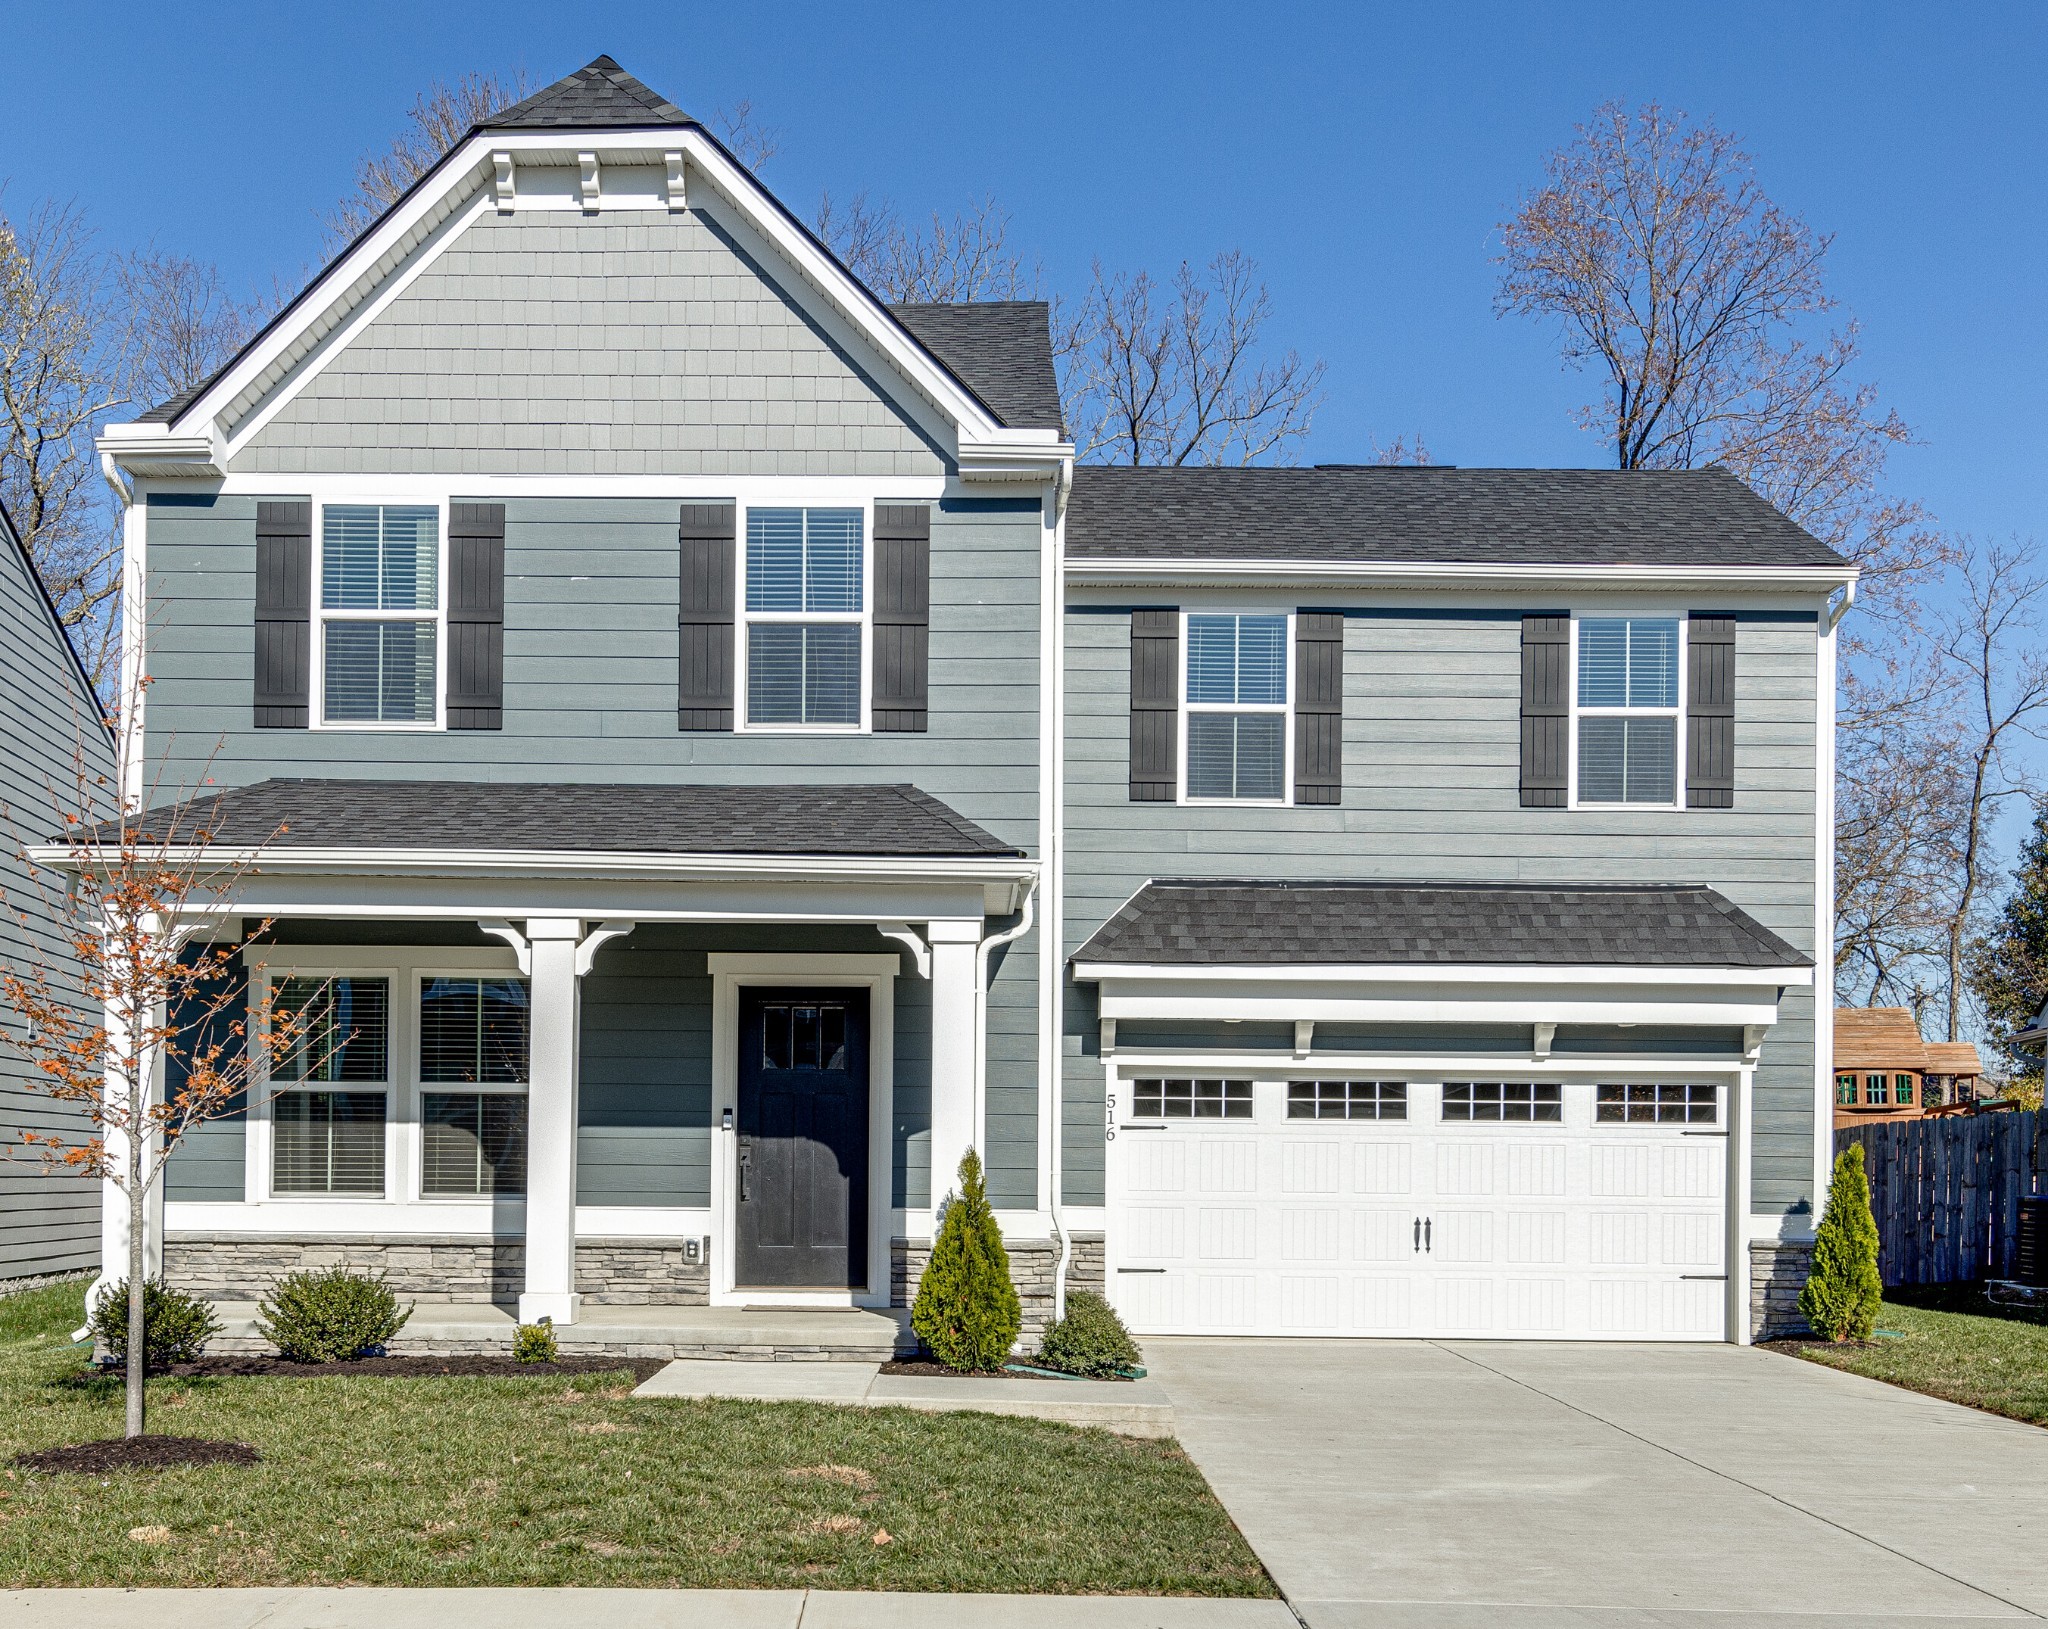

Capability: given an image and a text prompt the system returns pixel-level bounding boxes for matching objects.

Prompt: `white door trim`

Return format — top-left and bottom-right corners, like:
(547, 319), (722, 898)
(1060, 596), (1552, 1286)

(708, 953), (898, 1309)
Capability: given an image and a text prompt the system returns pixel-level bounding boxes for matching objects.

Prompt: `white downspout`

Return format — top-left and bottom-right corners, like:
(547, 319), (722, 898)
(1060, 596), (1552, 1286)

(974, 883), (1037, 1165)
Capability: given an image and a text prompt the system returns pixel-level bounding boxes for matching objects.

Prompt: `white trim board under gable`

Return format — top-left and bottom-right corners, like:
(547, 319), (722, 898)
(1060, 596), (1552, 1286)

(98, 127), (1070, 482)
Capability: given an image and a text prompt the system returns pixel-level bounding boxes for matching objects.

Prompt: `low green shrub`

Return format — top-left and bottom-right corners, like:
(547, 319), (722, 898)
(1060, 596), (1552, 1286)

(258, 1266), (412, 1362)
(514, 1320), (559, 1363)
(88, 1278), (221, 1365)
(912, 1148), (1021, 1372)
(1036, 1289), (1142, 1377)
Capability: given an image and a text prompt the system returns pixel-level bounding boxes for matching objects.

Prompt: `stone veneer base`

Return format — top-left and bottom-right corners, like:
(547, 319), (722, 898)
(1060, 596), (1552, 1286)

(1750, 1238), (1815, 1340)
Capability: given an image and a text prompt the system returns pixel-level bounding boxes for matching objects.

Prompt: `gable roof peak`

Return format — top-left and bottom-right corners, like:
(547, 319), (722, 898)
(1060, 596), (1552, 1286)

(483, 55), (697, 132)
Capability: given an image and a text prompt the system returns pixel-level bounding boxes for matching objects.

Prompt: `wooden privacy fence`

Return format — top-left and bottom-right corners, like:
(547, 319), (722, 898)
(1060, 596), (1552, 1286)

(1836, 1111), (2048, 1286)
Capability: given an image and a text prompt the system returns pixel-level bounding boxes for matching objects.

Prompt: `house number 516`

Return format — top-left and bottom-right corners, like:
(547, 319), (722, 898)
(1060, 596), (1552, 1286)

(1105, 1092), (1115, 1142)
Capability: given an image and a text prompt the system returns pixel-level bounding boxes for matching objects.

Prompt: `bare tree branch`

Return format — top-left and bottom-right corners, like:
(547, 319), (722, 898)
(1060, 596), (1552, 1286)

(113, 246), (269, 411)
(712, 99), (780, 174)
(816, 192), (1043, 303)
(324, 70), (534, 249)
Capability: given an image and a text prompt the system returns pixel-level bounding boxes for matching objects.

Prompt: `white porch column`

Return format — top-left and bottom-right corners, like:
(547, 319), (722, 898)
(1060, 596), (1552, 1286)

(521, 918), (584, 1324)
(926, 918), (982, 1208)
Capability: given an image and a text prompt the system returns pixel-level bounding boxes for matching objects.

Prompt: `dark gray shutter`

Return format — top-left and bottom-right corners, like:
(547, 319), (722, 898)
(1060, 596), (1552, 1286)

(1129, 609), (1179, 802)
(872, 504), (930, 732)
(1519, 613), (1570, 808)
(1687, 612), (1736, 808)
(253, 500), (311, 728)
(1293, 610), (1343, 805)
(678, 502), (737, 730)
(446, 503), (505, 730)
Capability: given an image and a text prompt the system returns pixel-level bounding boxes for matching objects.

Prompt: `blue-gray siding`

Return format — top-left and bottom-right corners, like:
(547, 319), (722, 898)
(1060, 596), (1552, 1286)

(1062, 600), (1822, 1219)
(0, 522), (112, 1275)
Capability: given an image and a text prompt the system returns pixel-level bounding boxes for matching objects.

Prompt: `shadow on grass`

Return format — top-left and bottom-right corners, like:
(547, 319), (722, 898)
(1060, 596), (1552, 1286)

(1884, 1281), (2048, 1326)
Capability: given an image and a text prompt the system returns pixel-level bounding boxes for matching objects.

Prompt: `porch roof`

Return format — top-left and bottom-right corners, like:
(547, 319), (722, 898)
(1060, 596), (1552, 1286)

(87, 778), (1024, 860)
(1073, 880), (1811, 972)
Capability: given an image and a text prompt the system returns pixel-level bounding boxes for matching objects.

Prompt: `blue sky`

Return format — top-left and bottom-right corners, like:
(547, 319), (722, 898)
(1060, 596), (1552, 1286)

(2, 0), (2040, 542)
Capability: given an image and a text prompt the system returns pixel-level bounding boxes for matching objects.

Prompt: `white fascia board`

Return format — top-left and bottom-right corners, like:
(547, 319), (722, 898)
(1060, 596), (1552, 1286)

(1064, 558), (1859, 593)
(1074, 961), (1810, 988)
(95, 422), (228, 478)
(1100, 993), (1786, 1027)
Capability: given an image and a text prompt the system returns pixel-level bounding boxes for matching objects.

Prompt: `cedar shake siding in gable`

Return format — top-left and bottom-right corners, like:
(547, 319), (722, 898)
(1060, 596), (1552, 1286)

(141, 491), (1045, 1209)
(230, 204), (947, 478)
(1059, 599), (1821, 1219)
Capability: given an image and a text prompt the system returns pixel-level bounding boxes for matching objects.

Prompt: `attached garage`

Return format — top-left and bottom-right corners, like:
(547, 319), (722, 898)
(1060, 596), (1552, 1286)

(1106, 1072), (1731, 1340)
(1074, 880), (1814, 1345)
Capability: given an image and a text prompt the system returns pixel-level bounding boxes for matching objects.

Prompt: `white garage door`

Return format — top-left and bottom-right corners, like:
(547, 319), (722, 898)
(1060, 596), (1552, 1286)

(1106, 1074), (1730, 1340)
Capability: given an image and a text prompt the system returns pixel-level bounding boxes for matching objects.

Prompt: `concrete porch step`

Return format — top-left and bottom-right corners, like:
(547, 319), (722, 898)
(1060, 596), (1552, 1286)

(206, 1301), (908, 1361)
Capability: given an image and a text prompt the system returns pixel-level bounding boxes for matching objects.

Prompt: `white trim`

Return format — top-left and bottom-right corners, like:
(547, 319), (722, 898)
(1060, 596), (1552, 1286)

(1074, 962), (1811, 987)
(1812, 610), (1838, 1232)
(707, 953), (898, 1309)
(1177, 609), (1295, 808)
(1065, 558), (1860, 591)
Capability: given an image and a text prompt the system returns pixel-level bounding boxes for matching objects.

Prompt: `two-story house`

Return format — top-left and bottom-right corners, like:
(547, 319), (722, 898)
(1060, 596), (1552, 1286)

(73, 57), (1848, 1349)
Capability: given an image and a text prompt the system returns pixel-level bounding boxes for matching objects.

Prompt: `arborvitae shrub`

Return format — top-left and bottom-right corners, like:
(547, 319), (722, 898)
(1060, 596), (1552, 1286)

(89, 1279), (221, 1365)
(1036, 1288), (1142, 1377)
(258, 1266), (411, 1362)
(1800, 1144), (1883, 1341)
(911, 1148), (1022, 1371)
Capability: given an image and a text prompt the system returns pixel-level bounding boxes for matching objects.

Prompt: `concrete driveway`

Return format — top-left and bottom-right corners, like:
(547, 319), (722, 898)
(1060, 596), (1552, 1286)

(1147, 1339), (2048, 1627)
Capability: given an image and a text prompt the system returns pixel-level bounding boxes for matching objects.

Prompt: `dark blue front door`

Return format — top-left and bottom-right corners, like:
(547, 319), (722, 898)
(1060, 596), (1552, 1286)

(735, 988), (869, 1289)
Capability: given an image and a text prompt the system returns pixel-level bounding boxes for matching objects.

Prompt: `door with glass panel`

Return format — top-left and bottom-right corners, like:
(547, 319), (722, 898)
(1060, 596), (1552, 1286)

(735, 989), (870, 1289)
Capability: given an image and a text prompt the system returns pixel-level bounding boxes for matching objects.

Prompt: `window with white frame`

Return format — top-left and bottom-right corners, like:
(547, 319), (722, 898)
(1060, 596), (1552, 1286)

(418, 976), (530, 1196)
(269, 977), (389, 1196)
(1184, 612), (1289, 801)
(319, 504), (440, 725)
(743, 507), (865, 727)
(1575, 616), (1680, 804)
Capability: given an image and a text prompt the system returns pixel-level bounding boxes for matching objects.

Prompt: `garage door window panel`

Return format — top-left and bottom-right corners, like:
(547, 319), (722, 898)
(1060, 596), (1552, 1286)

(1133, 1078), (1253, 1119)
(1443, 1081), (1562, 1123)
(1595, 1082), (1718, 1125)
(1288, 1080), (1406, 1120)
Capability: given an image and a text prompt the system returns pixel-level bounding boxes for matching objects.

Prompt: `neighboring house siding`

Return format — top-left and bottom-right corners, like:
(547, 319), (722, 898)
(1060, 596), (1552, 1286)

(1060, 599), (1821, 1219)
(144, 494), (1044, 1209)
(0, 521), (112, 1276)
(230, 202), (945, 478)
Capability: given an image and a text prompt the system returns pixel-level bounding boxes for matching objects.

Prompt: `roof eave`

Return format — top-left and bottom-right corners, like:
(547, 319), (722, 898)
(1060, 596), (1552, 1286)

(1064, 557), (1859, 591)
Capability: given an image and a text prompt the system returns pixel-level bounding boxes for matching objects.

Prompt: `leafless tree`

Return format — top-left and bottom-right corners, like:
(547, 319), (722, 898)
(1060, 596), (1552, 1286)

(1368, 433), (1435, 466)
(713, 99), (780, 173)
(817, 191), (1043, 303)
(1496, 102), (1935, 612)
(325, 70), (534, 248)
(113, 247), (267, 411)
(1061, 251), (1326, 466)
(0, 200), (128, 682)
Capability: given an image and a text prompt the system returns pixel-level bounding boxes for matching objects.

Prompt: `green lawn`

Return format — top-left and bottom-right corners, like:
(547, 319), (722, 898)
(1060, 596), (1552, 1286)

(0, 1280), (1271, 1593)
(1783, 1283), (2048, 1426)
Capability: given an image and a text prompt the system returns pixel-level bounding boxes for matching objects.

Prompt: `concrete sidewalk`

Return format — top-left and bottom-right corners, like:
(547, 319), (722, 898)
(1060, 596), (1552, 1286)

(630, 1359), (1175, 1436)
(0, 1588), (1294, 1628)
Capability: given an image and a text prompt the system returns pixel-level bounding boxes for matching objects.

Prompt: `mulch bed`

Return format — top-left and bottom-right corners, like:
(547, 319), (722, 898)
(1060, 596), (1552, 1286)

(84, 1355), (666, 1382)
(16, 1436), (260, 1474)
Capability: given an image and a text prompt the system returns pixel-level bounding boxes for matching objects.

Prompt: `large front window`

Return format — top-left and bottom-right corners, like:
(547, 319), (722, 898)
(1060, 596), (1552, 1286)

(1184, 612), (1289, 801)
(419, 976), (530, 1196)
(743, 507), (864, 727)
(1575, 617), (1679, 805)
(319, 504), (439, 725)
(270, 976), (390, 1196)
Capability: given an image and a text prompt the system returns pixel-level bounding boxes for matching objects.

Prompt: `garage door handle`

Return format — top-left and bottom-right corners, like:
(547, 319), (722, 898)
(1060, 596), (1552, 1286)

(1424, 1217), (1432, 1253)
(1117, 1267), (1166, 1274)
(1413, 1217), (1421, 1253)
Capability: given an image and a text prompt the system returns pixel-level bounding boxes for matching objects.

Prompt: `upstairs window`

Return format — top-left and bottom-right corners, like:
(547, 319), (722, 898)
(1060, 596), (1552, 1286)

(743, 508), (864, 728)
(318, 505), (439, 726)
(1184, 613), (1289, 802)
(1575, 617), (1679, 805)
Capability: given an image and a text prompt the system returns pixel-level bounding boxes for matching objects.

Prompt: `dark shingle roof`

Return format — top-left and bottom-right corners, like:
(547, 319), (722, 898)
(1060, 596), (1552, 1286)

(1073, 880), (1810, 969)
(137, 384), (206, 425)
(1065, 466), (1847, 570)
(90, 779), (1021, 859)
(887, 302), (1063, 433)
(482, 55), (696, 130)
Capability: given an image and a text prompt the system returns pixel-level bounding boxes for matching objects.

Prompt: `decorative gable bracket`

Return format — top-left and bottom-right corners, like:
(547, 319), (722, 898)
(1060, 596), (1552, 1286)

(492, 151), (516, 213)
(665, 151), (687, 212)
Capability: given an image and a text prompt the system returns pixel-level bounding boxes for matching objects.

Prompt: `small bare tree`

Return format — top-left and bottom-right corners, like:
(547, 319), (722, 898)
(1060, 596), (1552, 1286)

(113, 247), (267, 413)
(325, 70), (534, 247)
(712, 98), (780, 173)
(1495, 102), (1934, 611)
(1, 737), (316, 1438)
(1064, 251), (1326, 465)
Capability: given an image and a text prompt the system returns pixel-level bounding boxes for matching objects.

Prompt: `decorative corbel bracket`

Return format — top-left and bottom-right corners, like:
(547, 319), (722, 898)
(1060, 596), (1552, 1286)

(665, 151), (687, 212)
(492, 151), (516, 213)
(1742, 1024), (1767, 1066)
(1099, 1017), (1117, 1058)
(575, 921), (636, 979)
(1293, 1019), (1315, 1060)
(876, 922), (931, 979)
(1532, 1021), (1557, 1061)
(478, 919), (531, 976)
(578, 152), (600, 213)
